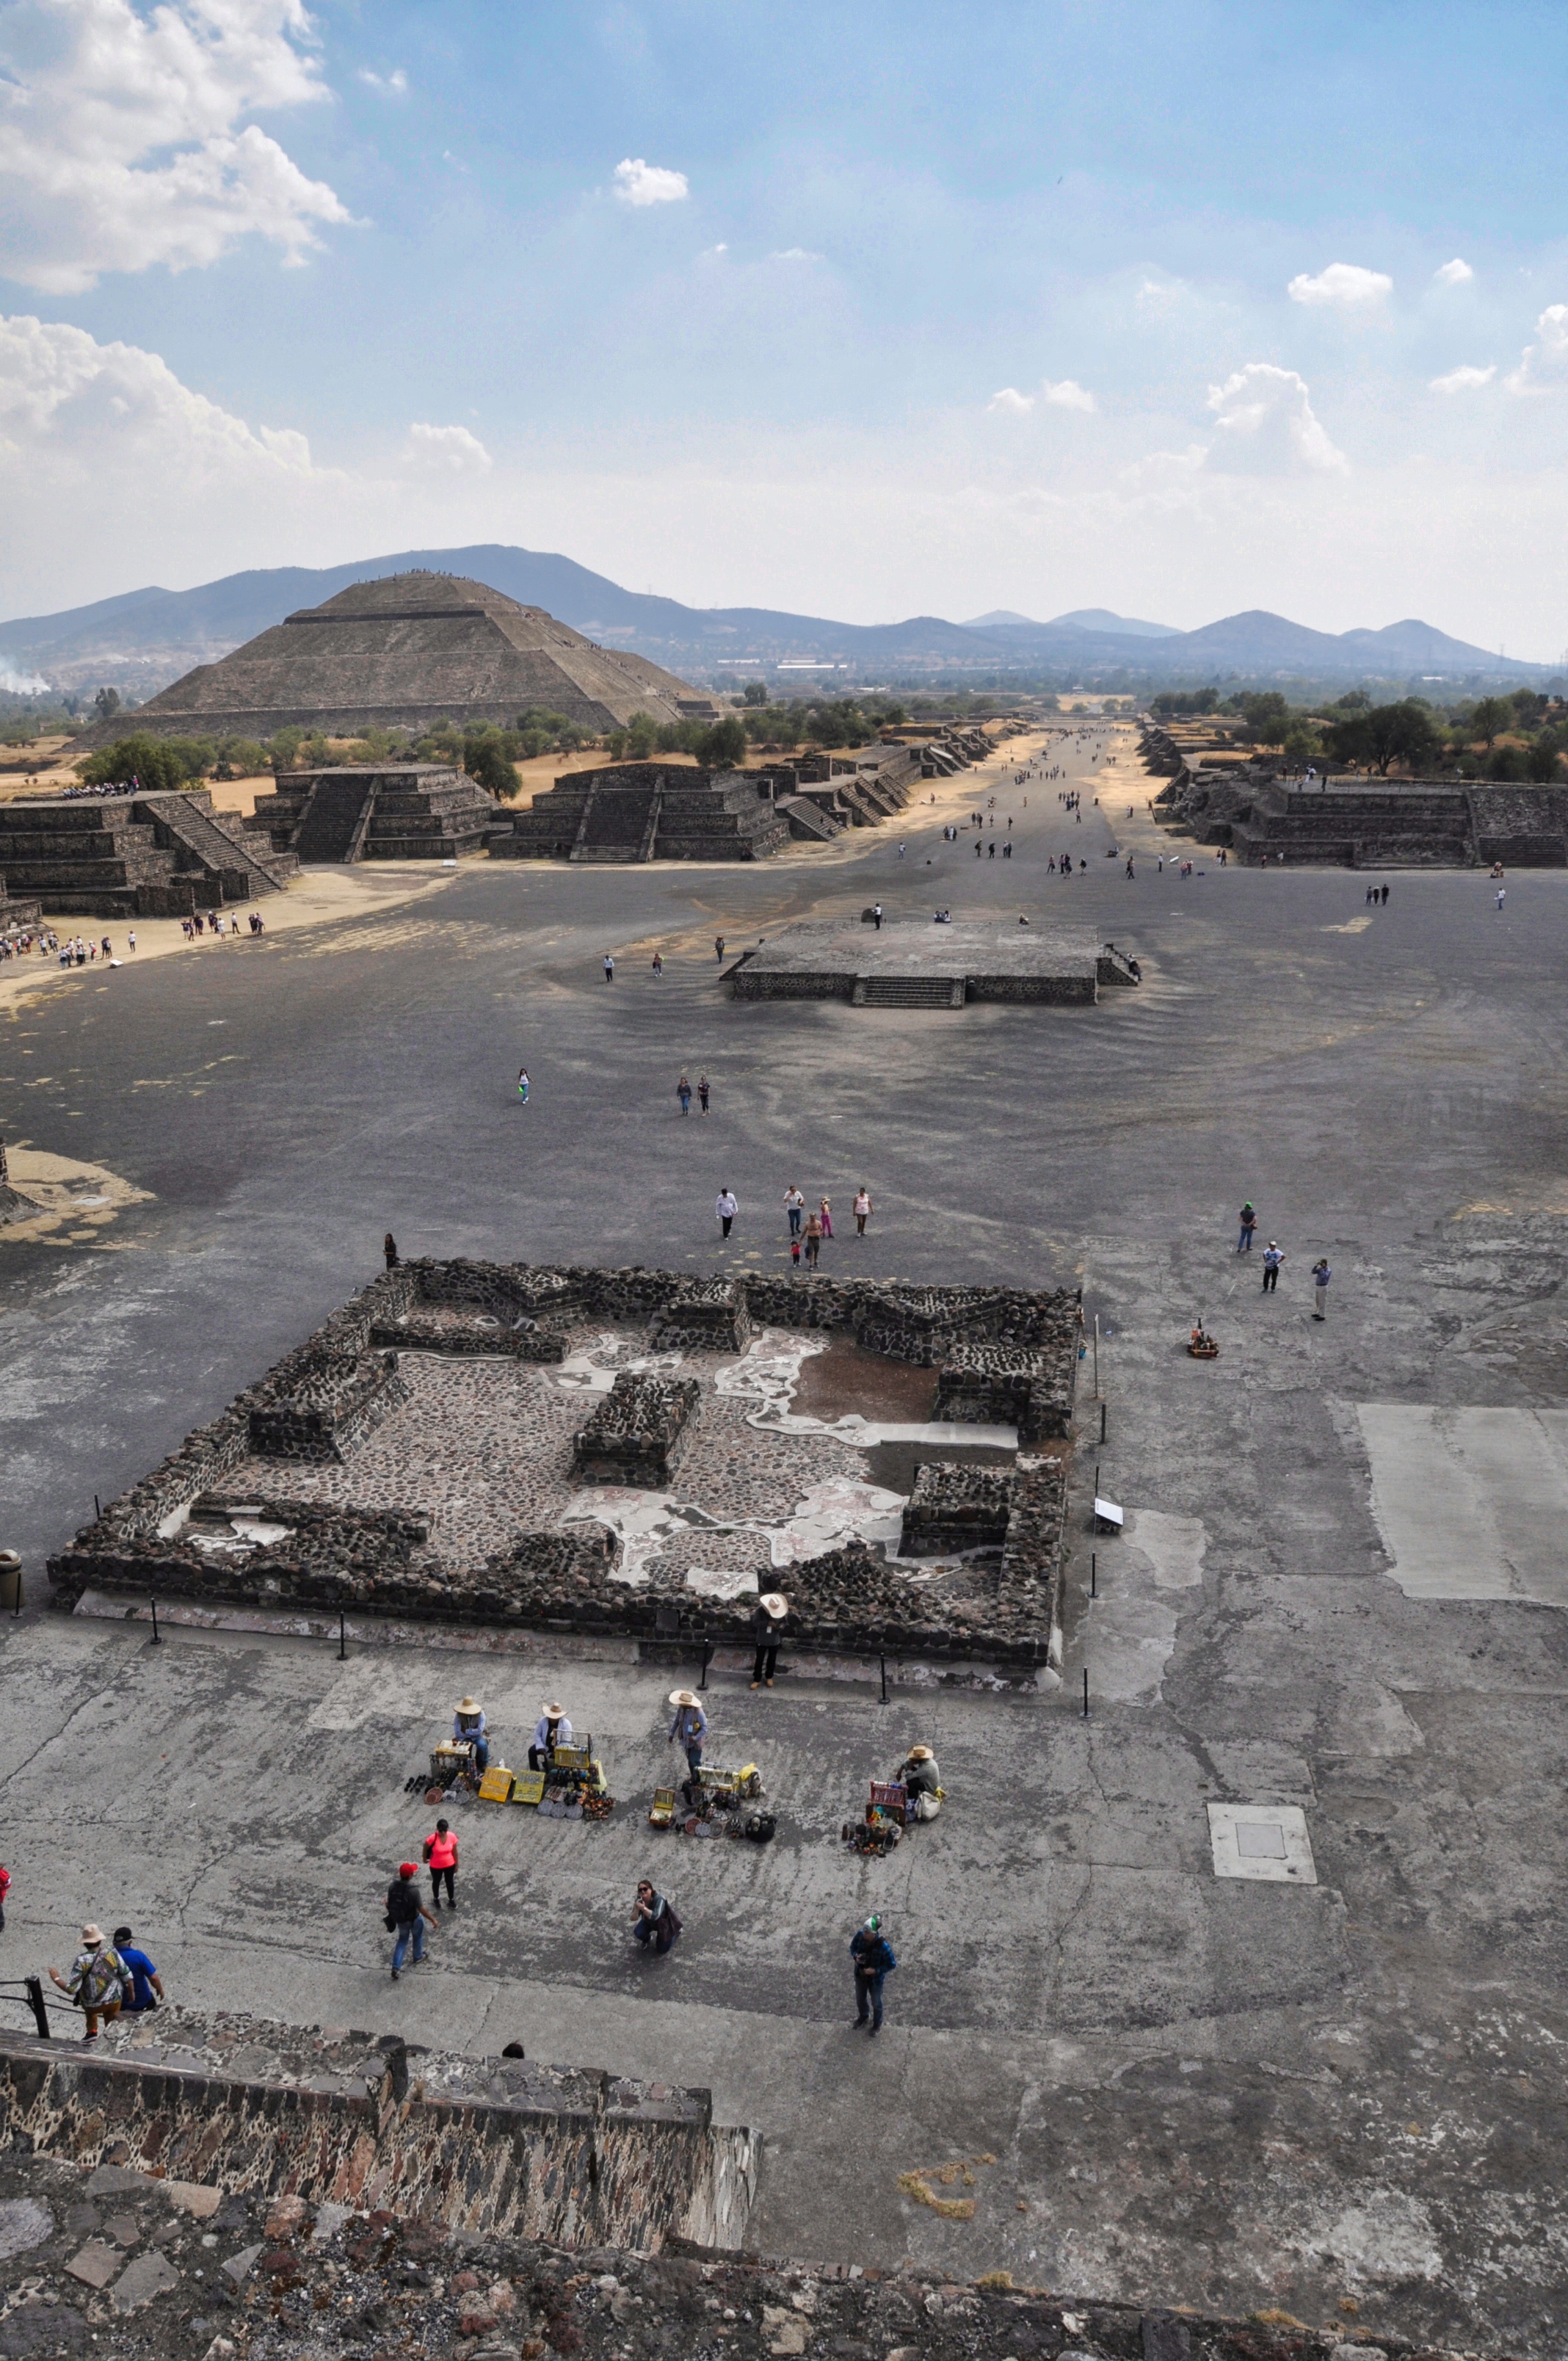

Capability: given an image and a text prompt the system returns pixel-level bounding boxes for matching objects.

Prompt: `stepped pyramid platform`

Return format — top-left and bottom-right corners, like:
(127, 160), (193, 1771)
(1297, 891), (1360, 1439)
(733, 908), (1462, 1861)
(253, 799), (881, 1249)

(0, 788), (295, 918)
(725, 918), (1139, 1006)
(246, 763), (495, 863)
(73, 570), (703, 746)
(1156, 767), (1568, 869)
(491, 760), (791, 862)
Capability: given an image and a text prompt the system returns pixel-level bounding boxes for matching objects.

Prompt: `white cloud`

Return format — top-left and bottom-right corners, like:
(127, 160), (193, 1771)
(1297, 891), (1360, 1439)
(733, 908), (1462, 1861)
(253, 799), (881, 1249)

(1287, 262), (1393, 310)
(612, 157), (689, 207)
(988, 387), (1034, 413)
(770, 247), (823, 263)
(402, 421), (492, 474)
(1207, 361), (1347, 474)
(1505, 304), (1568, 394)
(0, 0), (352, 294)
(1136, 276), (1187, 313)
(1434, 258), (1473, 286)
(699, 243), (728, 259)
(0, 311), (316, 472)
(358, 66), (407, 95)
(1430, 363), (1495, 394)
(1042, 378), (1096, 413)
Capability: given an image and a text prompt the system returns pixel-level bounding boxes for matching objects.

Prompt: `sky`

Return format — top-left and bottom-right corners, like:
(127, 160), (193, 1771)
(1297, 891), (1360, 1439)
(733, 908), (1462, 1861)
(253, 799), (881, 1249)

(1, 0), (1567, 652)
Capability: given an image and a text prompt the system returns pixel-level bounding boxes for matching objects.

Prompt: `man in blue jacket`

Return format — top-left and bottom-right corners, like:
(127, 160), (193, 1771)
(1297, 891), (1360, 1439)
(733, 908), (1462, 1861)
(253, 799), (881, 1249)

(851, 1915), (896, 2036)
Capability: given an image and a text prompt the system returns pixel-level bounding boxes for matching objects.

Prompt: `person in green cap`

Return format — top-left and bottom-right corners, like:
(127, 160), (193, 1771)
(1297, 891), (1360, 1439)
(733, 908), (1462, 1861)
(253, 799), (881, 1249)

(850, 1915), (897, 2036)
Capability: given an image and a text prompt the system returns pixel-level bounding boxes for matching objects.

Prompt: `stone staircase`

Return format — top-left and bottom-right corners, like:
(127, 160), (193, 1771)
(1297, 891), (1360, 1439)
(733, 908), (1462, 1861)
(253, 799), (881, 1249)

(496, 762), (790, 861)
(0, 790), (294, 918)
(851, 973), (966, 1007)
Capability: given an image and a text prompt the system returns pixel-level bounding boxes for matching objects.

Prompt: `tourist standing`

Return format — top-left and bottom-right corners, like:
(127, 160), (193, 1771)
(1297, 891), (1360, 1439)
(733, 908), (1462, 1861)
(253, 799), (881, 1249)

(1262, 1241), (1284, 1294)
(1236, 1202), (1257, 1254)
(48, 1926), (125, 2039)
(652, 950), (663, 975)
(716, 1187), (738, 1238)
(697, 1075), (710, 1114)
(517, 1068), (529, 1103)
(111, 1927), (164, 2012)
(819, 1197), (834, 1241)
(386, 1864), (435, 1980)
(715, 935), (726, 961)
(423, 1819), (459, 1912)
(383, 1232), (399, 1271)
(850, 1915), (896, 2037)
(1496, 887), (1506, 912)
(669, 1691), (708, 1777)
(751, 1592), (789, 1689)
(853, 1186), (872, 1238)
(678, 1075), (693, 1116)
(873, 904), (883, 930)
(1312, 1258), (1331, 1319)
(784, 1185), (805, 1238)
(803, 1211), (823, 1269)
(603, 952), (615, 982)
(0, 1860), (7, 1931)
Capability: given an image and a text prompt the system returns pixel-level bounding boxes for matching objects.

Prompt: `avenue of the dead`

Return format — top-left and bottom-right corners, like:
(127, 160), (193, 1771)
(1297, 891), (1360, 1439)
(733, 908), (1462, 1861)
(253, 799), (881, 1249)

(2, 730), (1567, 2357)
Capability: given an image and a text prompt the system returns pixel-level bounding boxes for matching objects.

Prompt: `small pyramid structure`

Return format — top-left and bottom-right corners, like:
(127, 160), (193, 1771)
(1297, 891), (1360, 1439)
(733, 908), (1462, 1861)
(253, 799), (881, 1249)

(81, 572), (703, 743)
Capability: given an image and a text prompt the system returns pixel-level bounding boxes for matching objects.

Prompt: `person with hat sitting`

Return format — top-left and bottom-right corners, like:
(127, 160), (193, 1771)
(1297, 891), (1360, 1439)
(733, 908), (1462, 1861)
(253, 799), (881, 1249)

(669, 1689), (708, 1779)
(386, 1860), (437, 1979)
(750, 1592), (789, 1689)
(48, 1925), (126, 2039)
(529, 1700), (573, 1771)
(453, 1695), (490, 1774)
(898, 1744), (942, 1819)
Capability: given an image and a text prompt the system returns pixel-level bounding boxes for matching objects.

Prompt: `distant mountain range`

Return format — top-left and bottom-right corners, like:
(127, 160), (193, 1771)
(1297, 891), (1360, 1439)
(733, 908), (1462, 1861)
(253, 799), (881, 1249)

(0, 543), (1549, 700)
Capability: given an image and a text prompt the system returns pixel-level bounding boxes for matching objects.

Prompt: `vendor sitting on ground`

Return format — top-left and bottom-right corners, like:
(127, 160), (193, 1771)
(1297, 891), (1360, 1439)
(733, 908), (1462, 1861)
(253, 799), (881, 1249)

(897, 1744), (942, 1818)
(453, 1694), (490, 1773)
(529, 1700), (574, 1771)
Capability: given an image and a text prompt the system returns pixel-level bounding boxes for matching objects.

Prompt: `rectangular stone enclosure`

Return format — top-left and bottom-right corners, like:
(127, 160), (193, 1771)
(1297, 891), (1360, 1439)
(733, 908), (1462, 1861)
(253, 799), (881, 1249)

(725, 919), (1140, 1007)
(48, 1258), (1083, 1670)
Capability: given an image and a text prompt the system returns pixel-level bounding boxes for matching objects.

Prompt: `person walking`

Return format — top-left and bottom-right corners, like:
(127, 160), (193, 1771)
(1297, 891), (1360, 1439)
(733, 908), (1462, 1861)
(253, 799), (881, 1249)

(1236, 1202), (1257, 1254)
(0, 1860), (8, 1932)
(651, 951), (664, 975)
(669, 1690), (708, 1777)
(1262, 1241), (1284, 1293)
(803, 1211), (823, 1268)
(48, 1926), (126, 2039)
(383, 1232), (399, 1272)
(716, 1186), (738, 1239)
(633, 1880), (681, 1952)
(603, 952), (615, 982)
(819, 1197), (834, 1241)
(423, 1819), (459, 1912)
(850, 1915), (896, 2037)
(111, 1926), (164, 2012)
(1312, 1258), (1331, 1319)
(784, 1185), (805, 1238)
(678, 1075), (693, 1116)
(517, 1068), (529, 1103)
(872, 904), (883, 930)
(751, 1592), (788, 1689)
(1496, 886), (1506, 911)
(853, 1186), (871, 1238)
(386, 1863), (436, 1980)
(715, 935), (726, 961)
(697, 1075), (710, 1114)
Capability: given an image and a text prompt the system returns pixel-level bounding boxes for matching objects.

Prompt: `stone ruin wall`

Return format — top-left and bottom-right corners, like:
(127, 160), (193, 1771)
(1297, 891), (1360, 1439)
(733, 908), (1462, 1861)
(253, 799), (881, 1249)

(48, 1260), (1080, 1664)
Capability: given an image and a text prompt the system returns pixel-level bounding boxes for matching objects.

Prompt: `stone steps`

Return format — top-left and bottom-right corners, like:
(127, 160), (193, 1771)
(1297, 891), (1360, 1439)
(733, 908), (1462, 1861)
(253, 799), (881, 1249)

(852, 974), (966, 1007)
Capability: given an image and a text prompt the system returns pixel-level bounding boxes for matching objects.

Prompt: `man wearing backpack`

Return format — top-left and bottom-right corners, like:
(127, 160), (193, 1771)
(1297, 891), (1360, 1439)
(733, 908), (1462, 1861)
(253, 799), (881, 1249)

(851, 1914), (897, 2037)
(48, 1924), (126, 2039)
(386, 1863), (436, 1980)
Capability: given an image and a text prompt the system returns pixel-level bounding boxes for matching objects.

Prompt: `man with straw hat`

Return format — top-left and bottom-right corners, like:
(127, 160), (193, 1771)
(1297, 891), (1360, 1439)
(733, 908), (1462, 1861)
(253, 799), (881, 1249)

(48, 1925), (126, 2039)
(751, 1592), (789, 1690)
(668, 1689), (708, 1778)
(453, 1694), (490, 1774)
(529, 1700), (574, 1771)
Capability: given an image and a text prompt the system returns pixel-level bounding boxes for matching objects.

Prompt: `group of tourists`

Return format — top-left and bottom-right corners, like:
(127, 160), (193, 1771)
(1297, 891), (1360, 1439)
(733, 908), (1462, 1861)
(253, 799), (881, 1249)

(1235, 1203), (1332, 1315)
(783, 1183), (872, 1265)
(43, 1923), (164, 2037)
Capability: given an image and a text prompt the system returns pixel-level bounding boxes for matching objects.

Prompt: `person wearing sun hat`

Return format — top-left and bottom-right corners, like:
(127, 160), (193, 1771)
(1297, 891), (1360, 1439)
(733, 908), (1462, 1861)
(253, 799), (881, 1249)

(453, 1694), (490, 1774)
(750, 1592), (789, 1690)
(897, 1743), (942, 1818)
(668, 1689), (708, 1777)
(48, 1924), (126, 2038)
(529, 1700), (574, 1771)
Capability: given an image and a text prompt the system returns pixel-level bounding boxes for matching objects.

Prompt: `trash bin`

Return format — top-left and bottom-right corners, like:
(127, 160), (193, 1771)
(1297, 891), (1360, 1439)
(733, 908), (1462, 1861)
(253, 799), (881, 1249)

(0, 1551), (21, 1611)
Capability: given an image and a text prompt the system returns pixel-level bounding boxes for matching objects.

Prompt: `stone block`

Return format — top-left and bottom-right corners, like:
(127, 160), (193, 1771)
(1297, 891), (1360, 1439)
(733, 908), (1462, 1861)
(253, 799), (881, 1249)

(573, 1374), (700, 1487)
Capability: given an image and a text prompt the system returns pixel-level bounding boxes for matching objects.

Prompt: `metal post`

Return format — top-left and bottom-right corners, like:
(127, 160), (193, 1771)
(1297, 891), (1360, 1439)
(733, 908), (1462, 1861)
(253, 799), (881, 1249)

(338, 1606), (347, 1661)
(24, 1975), (49, 2039)
(1091, 1552), (1097, 1598)
(699, 1642), (712, 1691)
(94, 1494), (101, 1520)
(148, 1596), (161, 1645)
(1100, 1401), (1107, 1444)
(1082, 1667), (1089, 1719)
(879, 1653), (888, 1703)
(1092, 1316), (1100, 1399)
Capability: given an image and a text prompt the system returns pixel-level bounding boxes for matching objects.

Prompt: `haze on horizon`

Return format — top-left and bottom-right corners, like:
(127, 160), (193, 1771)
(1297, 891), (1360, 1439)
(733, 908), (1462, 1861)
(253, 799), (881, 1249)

(1, 0), (1566, 659)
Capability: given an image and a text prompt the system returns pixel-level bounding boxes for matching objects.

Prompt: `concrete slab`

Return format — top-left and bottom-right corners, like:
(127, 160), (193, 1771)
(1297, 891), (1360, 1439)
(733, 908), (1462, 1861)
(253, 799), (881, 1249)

(1207, 1802), (1318, 1883)
(1357, 1402), (1568, 1603)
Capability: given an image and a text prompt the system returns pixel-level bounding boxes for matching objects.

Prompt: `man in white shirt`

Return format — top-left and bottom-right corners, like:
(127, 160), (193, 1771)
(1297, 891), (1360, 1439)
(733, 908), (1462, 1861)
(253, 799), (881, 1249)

(716, 1189), (738, 1239)
(784, 1186), (805, 1238)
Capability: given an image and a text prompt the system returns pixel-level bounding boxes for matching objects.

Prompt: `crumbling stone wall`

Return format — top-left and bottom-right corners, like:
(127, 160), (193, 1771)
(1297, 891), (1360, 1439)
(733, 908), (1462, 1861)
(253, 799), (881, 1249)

(573, 1374), (701, 1487)
(247, 1349), (409, 1462)
(899, 1463), (1017, 1555)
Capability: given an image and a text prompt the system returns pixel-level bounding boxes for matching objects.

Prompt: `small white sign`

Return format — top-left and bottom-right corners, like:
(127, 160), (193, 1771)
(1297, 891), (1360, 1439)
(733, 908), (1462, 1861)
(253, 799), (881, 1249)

(1207, 1802), (1317, 1884)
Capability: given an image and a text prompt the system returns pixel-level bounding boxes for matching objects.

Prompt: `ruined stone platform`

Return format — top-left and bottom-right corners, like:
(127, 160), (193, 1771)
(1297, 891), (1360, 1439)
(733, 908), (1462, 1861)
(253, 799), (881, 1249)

(48, 1259), (1080, 1670)
(725, 918), (1138, 1005)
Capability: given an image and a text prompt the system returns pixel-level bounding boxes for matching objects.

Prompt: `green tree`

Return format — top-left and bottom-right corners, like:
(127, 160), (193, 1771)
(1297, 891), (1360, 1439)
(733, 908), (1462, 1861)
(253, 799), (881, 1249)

(623, 711), (659, 760)
(1326, 700), (1440, 777)
(1469, 696), (1509, 747)
(1527, 739), (1561, 782)
(741, 681), (769, 707)
(697, 716), (748, 769)
(76, 732), (188, 791)
(92, 686), (121, 722)
(1334, 689), (1371, 713)
(1233, 691), (1291, 742)
(465, 737), (520, 798)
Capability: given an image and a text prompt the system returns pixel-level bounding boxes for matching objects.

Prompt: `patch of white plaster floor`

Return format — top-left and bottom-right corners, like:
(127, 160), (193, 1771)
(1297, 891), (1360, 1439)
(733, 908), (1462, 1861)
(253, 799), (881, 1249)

(1357, 1404), (1568, 1604)
(562, 1476), (907, 1589)
(1073, 1506), (1207, 1704)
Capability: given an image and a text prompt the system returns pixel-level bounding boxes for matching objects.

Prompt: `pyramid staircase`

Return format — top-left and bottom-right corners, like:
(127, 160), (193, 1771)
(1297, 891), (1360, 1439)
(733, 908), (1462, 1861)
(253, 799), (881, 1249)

(0, 789), (294, 918)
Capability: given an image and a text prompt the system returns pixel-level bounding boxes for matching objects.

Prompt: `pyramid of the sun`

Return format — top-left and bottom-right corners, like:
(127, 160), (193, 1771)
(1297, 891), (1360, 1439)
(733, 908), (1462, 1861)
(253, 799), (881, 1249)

(84, 572), (703, 742)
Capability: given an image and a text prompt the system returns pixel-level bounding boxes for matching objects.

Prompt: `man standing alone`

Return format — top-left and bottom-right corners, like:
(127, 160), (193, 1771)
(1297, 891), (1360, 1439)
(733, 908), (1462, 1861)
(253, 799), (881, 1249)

(716, 1187), (738, 1239)
(851, 1915), (897, 2037)
(1262, 1241), (1284, 1294)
